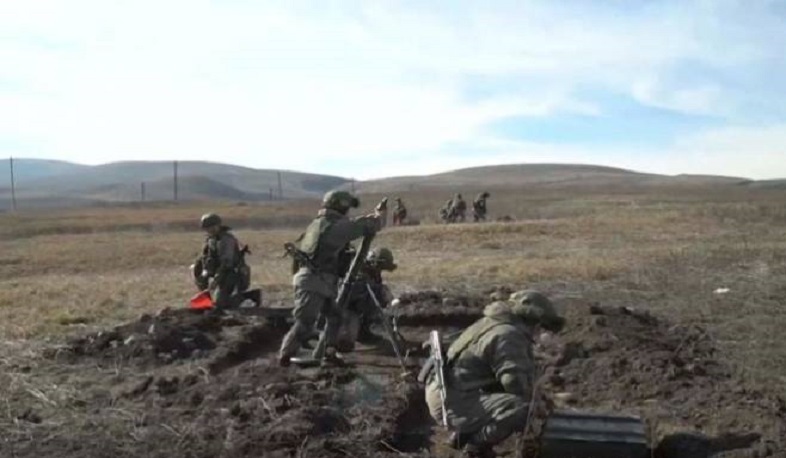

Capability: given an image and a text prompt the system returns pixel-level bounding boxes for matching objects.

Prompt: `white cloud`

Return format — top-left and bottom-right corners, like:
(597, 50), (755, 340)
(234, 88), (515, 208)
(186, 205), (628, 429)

(0, 0), (785, 178)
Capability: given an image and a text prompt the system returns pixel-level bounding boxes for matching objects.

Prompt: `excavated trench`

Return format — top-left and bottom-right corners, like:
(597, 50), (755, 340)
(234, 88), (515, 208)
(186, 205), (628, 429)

(11, 292), (786, 458)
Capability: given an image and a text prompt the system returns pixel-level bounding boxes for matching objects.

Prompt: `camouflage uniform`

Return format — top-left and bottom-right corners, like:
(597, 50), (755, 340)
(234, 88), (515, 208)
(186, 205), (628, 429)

(440, 198), (457, 223)
(194, 214), (249, 309)
(473, 192), (489, 222)
(392, 198), (407, 226)
(451, 194), (467, 223)
(338, 248), (396, 349)
(278, 191), (385, 365)
(423, 291), (564, 455)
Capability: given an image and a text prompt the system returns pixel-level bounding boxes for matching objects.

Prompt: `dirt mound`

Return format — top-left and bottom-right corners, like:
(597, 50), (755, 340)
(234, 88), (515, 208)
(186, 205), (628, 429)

(10, 295), (786, 457)
(540, 304), (786, 456)
(119, 365), (406, 458)
(59, 308), (225, 366)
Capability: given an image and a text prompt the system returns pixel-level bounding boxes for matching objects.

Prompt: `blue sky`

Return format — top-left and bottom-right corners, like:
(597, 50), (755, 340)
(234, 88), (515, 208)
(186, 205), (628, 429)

(1, 0), (785, 179)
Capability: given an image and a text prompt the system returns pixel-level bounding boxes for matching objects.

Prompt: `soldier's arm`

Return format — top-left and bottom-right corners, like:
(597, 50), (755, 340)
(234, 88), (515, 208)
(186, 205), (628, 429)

(486, 330), (534, 397)
(333, 215), (384, 243)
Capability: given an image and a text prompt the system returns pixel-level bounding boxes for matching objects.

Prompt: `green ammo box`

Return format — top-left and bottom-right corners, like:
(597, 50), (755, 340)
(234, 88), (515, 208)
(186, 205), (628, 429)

(540, 410), (650, 458)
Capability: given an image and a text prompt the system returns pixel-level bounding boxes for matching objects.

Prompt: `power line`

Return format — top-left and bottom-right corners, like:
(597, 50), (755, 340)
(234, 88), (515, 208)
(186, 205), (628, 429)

(173, 160), (179, 201)
(9, 157), (16, 211)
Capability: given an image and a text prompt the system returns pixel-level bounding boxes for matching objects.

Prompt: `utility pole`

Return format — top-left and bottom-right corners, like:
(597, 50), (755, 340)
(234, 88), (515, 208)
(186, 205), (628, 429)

(9, 157), (17, 211)
(277, 171), (283, 200)
(141, 182), (146, 203)
(173, 160), (178, 201)
(269, 187), (274, 201)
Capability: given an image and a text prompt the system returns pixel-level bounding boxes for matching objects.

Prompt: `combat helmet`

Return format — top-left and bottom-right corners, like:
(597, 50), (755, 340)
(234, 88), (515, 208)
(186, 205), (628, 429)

(367, 247), (397, 271)
(509, 290), (565, 332)
(323, 190), (360, 213)
(200, 213), (222, 229)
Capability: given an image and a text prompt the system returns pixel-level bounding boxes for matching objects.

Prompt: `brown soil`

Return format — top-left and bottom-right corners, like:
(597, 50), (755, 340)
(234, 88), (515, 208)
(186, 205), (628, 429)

(4, 291), (786, 457)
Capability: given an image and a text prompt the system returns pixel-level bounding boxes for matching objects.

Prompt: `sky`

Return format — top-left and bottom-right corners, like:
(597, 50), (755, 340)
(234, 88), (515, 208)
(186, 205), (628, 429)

(1, 0), (785, 180)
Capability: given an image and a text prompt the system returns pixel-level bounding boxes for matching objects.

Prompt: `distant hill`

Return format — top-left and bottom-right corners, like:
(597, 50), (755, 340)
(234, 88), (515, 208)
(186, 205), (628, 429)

(352, 164), (752, 193)
(0, 160), (780, 212)
(0, 160), (348, 210)
(0, 159), (88, 182)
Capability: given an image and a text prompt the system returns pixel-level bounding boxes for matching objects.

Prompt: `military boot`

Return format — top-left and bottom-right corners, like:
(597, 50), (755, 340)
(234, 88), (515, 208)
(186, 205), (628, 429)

(278, 354), (291, 367)
(321, 347), (346, 367)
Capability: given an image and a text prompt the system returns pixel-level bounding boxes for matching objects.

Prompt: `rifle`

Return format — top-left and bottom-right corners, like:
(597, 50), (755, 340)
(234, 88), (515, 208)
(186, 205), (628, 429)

(365, 282), (406, 370)
(429, 330), (449, 428)
(283, 242), (316, 271)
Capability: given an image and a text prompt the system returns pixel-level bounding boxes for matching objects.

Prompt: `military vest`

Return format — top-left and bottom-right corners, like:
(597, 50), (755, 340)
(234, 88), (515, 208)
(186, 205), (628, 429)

(299, 212), (343, 269)
(203, 229), (242, 272)
(447, 316), (510, 366)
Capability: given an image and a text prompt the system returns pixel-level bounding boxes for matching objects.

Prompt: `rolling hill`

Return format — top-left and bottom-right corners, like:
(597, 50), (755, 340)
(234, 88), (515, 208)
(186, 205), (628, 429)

(351, 164), (751, 193)
(0, 160), (779, 212)
(0, 160), (348, 210)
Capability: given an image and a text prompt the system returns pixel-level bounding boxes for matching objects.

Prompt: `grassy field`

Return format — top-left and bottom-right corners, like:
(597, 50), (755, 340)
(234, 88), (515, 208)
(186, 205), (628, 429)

(1, 184), (785, 393)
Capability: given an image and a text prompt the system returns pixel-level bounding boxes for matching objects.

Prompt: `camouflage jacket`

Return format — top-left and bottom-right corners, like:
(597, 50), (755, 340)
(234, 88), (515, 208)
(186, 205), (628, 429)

(202, 227), (243, 280)
(294, 208), (384, 297)
(473, 197), (487, 213)
(445, 302), (535, 398)
(347, 264), (392, 313)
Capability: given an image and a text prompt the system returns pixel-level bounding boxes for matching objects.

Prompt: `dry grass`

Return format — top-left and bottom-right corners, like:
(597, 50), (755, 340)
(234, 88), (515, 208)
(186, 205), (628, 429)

(1, 184), (785, 392)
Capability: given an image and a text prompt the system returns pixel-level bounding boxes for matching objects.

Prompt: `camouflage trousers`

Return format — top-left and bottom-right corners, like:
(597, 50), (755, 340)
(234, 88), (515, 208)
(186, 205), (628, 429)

(278, 288), (340, 359)
(211, 272), (243, 310)
(425, 380), (529, 446)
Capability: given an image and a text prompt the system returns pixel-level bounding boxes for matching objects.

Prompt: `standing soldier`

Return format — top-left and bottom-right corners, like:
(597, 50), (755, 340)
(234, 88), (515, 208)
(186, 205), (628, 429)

(392, 197), (408, 226)
(193, 213), (251, 309)
(420, 290), (565, 457)
(473, 192), (490, 222)
(451, 193), (468, 223)
(278, 191), (386, 367)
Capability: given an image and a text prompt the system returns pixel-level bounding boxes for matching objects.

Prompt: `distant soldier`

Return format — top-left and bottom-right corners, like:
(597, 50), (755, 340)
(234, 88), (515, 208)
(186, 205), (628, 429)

(392, 197), (408, 226)
(450, 193), (467, 223)
(439, 198), (454, 224)
(192, 213), (251, 309)
(420, 290), (565, 457)
(338, 247), (398, 348)
(473, 192), (490, 222)
(278, 191), (386, 367)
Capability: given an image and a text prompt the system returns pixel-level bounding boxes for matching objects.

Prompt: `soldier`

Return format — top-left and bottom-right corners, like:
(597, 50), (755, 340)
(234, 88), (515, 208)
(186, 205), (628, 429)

(338, 247), (397, 348)
(392, 197), (408, 226)
(440, 197), (456, 224)
(278, 191), (386, 367)
(421, 290), (565, 457)
(193, 213), (250, 310)
(473, 192), (490, 222)
(451, 193), (467, 223)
